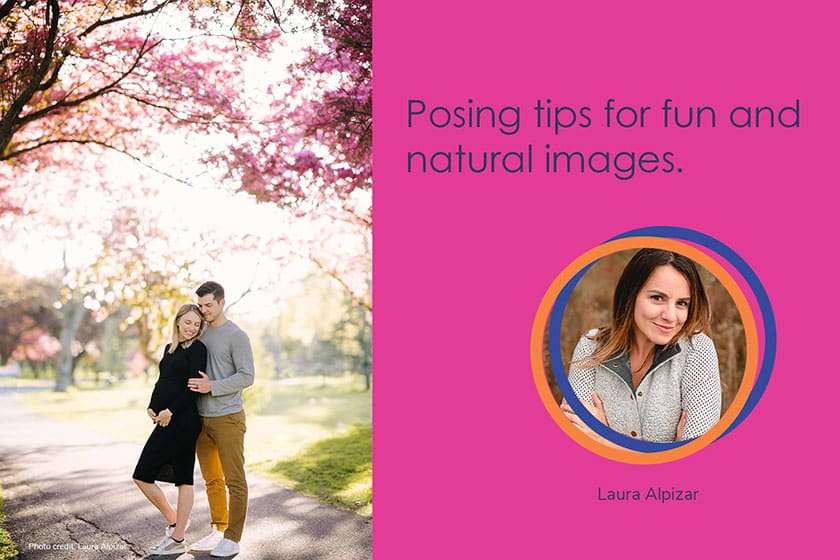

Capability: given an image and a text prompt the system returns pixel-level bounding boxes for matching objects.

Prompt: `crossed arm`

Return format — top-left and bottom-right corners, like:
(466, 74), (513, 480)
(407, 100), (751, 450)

(561, 394), (686, 449)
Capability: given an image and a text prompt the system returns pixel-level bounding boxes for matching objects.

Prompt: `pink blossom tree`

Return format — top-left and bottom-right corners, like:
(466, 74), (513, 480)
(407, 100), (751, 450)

(207, 0), (372, 308)
(0, 265), (58, 365)
(2, 0), (374, 389)
(11, 327), (61, 378)
(0, 0), (278, 211)
(210, 0), (371, 210)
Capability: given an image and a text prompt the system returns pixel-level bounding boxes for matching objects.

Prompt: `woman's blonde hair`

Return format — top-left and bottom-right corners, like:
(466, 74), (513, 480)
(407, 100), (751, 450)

(168, 303), (206, 354)
(577, 249), (712, 368)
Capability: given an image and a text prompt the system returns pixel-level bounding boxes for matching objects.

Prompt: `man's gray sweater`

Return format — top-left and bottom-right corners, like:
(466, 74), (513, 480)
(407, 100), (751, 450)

(197, 320), (255, 417)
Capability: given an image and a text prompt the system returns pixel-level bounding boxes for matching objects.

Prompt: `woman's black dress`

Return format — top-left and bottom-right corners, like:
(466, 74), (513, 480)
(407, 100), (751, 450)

(132, 341), (206, 486)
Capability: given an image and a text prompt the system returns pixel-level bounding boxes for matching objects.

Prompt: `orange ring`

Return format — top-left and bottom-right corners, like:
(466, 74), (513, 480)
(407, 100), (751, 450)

(530, 237), (758, 464)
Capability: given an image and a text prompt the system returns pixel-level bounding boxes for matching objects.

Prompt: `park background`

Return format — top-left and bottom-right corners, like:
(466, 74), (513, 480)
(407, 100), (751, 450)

(0, 2), (371, 558)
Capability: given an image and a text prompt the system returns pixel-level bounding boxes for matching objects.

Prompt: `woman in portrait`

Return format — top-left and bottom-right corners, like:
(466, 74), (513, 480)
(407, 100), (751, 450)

(560, 249), (721, 446)
(132, 303), (207, 555)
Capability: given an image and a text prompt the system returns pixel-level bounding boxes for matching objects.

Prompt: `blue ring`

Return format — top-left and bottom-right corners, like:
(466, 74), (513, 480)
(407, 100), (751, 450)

(612, 227), (775, 436)
(547, 227), (774, 452)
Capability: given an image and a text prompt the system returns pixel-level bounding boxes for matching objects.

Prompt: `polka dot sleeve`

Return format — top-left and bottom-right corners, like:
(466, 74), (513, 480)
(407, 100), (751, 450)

(678, 333), (722, 440)
(566, 334), (598, 408)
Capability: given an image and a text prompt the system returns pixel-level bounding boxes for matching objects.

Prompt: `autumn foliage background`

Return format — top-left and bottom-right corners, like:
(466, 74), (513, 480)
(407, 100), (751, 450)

(543, 249), (747, 420)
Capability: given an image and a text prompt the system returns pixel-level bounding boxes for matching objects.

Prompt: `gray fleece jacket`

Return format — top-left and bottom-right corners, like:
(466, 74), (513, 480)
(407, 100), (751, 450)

(567, 329), (722, 442)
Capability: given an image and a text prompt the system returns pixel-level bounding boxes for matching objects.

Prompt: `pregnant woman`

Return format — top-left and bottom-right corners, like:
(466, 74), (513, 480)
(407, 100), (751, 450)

(132, 303), (207, 555)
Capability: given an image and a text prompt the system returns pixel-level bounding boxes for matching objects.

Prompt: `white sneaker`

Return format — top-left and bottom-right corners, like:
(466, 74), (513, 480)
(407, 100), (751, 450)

(149, 536), (187, 555)
(189, 529), (223, 552)
(165, 518), (191, 537)
(210, 538), (240, 557)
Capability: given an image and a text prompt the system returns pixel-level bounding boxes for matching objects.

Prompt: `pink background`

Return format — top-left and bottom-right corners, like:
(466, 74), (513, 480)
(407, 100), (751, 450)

(373, 2), (837, 557)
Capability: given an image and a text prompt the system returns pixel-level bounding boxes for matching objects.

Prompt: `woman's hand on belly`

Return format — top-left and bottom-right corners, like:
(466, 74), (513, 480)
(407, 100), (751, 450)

(153, 408), (173, 427)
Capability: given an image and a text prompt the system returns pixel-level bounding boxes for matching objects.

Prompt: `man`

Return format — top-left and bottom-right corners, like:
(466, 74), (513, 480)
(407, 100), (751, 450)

(187, 281), (255, 557)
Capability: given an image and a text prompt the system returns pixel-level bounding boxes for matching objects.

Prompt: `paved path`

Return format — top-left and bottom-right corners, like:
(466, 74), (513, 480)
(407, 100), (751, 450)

(0, 386), (371, 560)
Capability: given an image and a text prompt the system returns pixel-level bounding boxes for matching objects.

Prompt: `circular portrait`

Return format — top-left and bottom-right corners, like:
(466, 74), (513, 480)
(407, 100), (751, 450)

(542, 247), (748, 453)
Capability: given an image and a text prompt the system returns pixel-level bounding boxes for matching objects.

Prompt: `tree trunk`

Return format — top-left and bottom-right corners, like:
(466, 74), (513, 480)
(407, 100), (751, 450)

(55, 296), (85, 392)
(358, 304), (371, 391)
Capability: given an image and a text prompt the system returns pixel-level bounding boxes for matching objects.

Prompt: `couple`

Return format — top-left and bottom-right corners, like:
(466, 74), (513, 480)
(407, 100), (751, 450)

(132, 281), (254, 556)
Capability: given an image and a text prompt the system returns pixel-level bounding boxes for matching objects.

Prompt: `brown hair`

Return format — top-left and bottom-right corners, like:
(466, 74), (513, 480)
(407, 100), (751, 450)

(577, 249), (711, 368)
(168, 303), (206, 354)
(196, 281), (225, 302)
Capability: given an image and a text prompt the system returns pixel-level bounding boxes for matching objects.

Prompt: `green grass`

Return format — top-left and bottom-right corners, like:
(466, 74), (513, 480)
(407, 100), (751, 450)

(0, 485), (19, 560)
(255, 426), (372, 515)
(14, 375), (371, 516)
